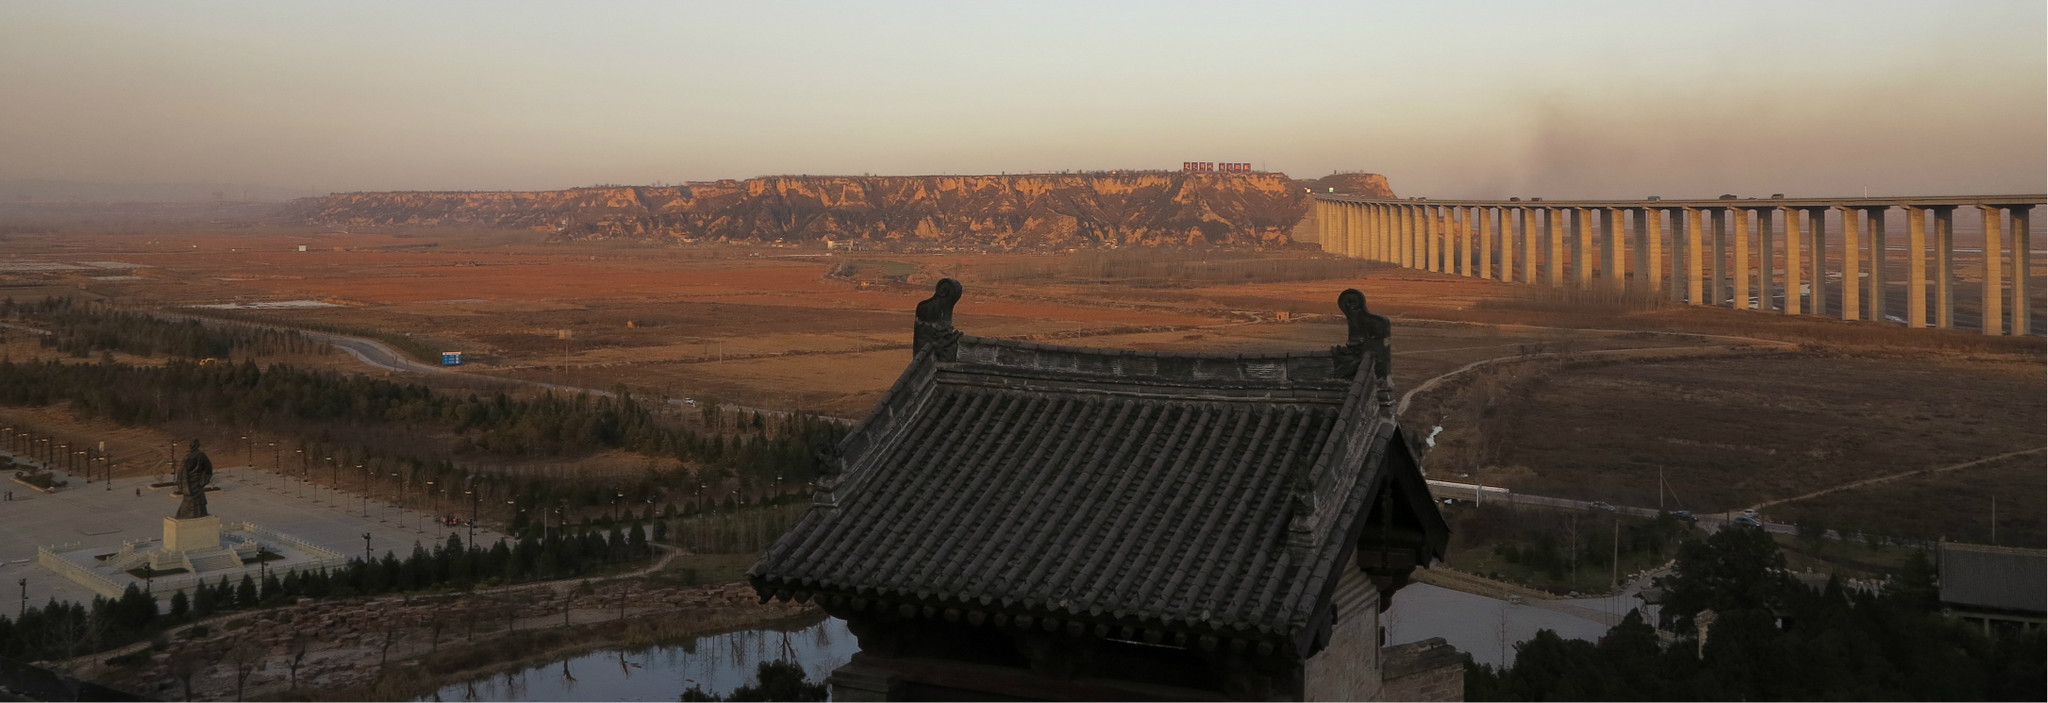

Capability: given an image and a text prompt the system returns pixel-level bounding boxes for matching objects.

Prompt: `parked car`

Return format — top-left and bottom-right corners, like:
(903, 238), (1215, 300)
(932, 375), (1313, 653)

(1590, 501), (1618, 512)
(1672, 510), (1695, 522)
(1734, 516), (1763, 527)
(1741, 508), (1760, 519)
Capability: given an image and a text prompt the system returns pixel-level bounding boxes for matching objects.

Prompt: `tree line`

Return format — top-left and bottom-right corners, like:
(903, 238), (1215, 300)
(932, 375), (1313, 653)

(5, 296), (321, 360)
(1466, 528), (2045, 701)
(0, 526), (655, 664)
(0, 356), (843, 491)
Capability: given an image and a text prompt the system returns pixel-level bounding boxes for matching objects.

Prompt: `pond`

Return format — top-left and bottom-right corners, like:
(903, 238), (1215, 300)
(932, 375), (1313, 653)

(423, 615), (856, 702)
(427, 581), (1636, 700)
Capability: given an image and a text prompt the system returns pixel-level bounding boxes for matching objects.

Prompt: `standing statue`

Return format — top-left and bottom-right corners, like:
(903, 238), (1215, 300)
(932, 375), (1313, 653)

(173, 440), (214, 519)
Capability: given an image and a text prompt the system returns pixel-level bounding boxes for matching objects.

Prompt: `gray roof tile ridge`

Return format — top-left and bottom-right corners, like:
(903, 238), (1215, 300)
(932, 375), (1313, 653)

(1024, 405), (1171, 606)
(976, 397), (1136, 598)
(823, 390), (980, 584)
(1162, 408), (1281, 621)
(1014, 403), (1163, 605)
(880, 392), (1018, 592)
(1196, 405), (1305, 625)
(1101, 403), (1244, 616)
(1065, 404), (1202, 614)
(1133, 404), (1259, 622)
(1081, 406), (1217, 617)
(896, 392), (1057, 596)
(1225, 410), (1320, 630)
(933, 396), (1084, 598)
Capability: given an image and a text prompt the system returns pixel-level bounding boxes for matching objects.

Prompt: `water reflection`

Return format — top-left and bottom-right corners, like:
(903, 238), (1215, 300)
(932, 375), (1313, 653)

(422, 616), (855, 702)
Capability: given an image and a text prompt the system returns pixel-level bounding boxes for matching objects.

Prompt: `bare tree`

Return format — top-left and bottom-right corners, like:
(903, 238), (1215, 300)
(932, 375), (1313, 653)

(429, 612), (444, 653)
(286, 633), (310, 690)
(225, 640), (266, 702)
(167, 645), (207, 702)
(378, 622), (401, 677)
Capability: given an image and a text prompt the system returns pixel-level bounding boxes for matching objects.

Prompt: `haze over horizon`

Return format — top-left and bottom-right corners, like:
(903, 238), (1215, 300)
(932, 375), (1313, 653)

(3, 1), (2042, 200)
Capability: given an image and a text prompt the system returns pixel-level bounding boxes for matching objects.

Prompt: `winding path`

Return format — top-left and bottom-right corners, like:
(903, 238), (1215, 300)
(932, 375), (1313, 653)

(1747, 446), (2048, 512)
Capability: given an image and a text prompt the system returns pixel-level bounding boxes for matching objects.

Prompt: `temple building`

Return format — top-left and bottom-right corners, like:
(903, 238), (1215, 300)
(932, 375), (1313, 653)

(749, 280), (1457, 701)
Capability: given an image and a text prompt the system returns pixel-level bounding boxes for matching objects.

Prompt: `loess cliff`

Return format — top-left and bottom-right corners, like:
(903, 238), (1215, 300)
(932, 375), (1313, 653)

(285, 171), (1395, 248)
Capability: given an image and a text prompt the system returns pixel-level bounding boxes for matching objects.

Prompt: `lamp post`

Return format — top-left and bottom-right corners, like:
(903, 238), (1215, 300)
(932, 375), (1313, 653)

(295, 449), (306, 498)
(270, 442), (279, 489)
(426, 481), (438, 538)
(17, 577), (24, 617)
(391, 472), (404, 528)
(362, 532), (373, 563)
(358, 465), (369, 518)
(466, 488), (479, 544)
(240, 435), (251, 476)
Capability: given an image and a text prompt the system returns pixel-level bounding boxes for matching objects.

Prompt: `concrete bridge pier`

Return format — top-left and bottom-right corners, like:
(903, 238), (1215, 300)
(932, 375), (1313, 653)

(1459, 206), (1474, 276)
(1981, 205), (2004, 335)
(2012, 206), (2032, 336)
(1542, 208), (1561, 286)
(1867, 206), (1888, 322)
(1818, 209), (1835, 317)
(1478, 206), (1494, 280)
(1732, 207), (1752, 309)
(1684, 207), (1705, 305)
(1839, 205), (1862, 321)
(1520, 208), (1537, 284)
(1754, 207), (1775, 311)
(1434, 205), (1446, 273)
(1905, 206), (1927, 326)
(1703, 207), (1720, 305)
(1783, 206), (1805, 315)
(1603, 208), (1626, 292)
(1934, 206), (1955, 329)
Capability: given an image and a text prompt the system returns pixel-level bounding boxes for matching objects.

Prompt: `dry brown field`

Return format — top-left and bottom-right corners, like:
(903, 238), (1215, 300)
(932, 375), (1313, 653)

(1, 225), (2040, 544)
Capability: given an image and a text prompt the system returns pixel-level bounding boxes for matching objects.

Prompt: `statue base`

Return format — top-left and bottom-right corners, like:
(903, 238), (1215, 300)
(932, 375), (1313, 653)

(163, 516), (222, 553)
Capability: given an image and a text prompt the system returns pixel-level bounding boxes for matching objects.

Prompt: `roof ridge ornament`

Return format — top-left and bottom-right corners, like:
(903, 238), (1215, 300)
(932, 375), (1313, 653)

(914, 278), (964, 361)
(1332, 287), (1399, 417)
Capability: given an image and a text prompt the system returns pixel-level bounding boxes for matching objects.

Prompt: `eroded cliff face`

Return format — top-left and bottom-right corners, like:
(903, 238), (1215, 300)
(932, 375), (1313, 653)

(285, 171), (1397, 248)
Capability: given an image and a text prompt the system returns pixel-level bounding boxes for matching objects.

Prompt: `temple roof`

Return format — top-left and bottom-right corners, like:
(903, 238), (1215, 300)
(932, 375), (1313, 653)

(749, 281), (1446, 652)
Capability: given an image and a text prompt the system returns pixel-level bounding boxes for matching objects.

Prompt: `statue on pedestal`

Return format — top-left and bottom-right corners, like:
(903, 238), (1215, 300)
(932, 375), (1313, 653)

(174, 440), (213, 519)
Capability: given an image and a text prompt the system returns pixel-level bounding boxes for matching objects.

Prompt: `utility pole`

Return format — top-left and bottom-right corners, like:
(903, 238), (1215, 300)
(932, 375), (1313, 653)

(1612, 518), (1620, 592)
(1658, 466), (1664, 512)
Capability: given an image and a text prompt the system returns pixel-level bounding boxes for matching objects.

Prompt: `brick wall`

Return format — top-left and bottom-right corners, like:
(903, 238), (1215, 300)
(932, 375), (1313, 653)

(1379, 638), (1465, 702)
(1303, 568), (1383, 701)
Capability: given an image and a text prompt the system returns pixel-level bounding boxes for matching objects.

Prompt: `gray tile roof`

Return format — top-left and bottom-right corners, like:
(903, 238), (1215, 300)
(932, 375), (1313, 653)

(1938, 542), (2046, 615)
(750, 282), (1443, 651)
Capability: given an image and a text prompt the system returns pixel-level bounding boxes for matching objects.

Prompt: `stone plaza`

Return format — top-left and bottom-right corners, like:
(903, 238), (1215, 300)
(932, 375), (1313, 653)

(2, 456), (500, 608)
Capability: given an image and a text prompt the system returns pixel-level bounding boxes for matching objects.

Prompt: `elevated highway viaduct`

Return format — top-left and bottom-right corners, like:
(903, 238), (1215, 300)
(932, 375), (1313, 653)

(1312, 194), (2045, 335)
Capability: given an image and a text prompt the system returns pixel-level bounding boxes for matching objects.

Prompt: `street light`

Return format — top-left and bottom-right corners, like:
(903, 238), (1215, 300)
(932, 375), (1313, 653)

(426, 480), (439, 538)
(465, 488), (478, 544)
(362, 532), (373, 563)
(270, 442), (279, 490)
(358, 465), (369, 518)
(17, 577), (24, 617)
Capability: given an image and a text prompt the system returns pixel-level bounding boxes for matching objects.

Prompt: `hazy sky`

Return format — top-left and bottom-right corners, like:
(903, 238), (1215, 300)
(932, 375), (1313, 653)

(3, 1), (2042, 198)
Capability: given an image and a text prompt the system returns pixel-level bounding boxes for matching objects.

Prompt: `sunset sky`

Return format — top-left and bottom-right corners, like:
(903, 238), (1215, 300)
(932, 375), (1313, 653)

(2, 1), (2042, 198)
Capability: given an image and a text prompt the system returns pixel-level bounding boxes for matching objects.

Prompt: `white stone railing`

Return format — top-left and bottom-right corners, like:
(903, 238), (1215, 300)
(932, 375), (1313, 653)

(37, 544), (125, 599)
